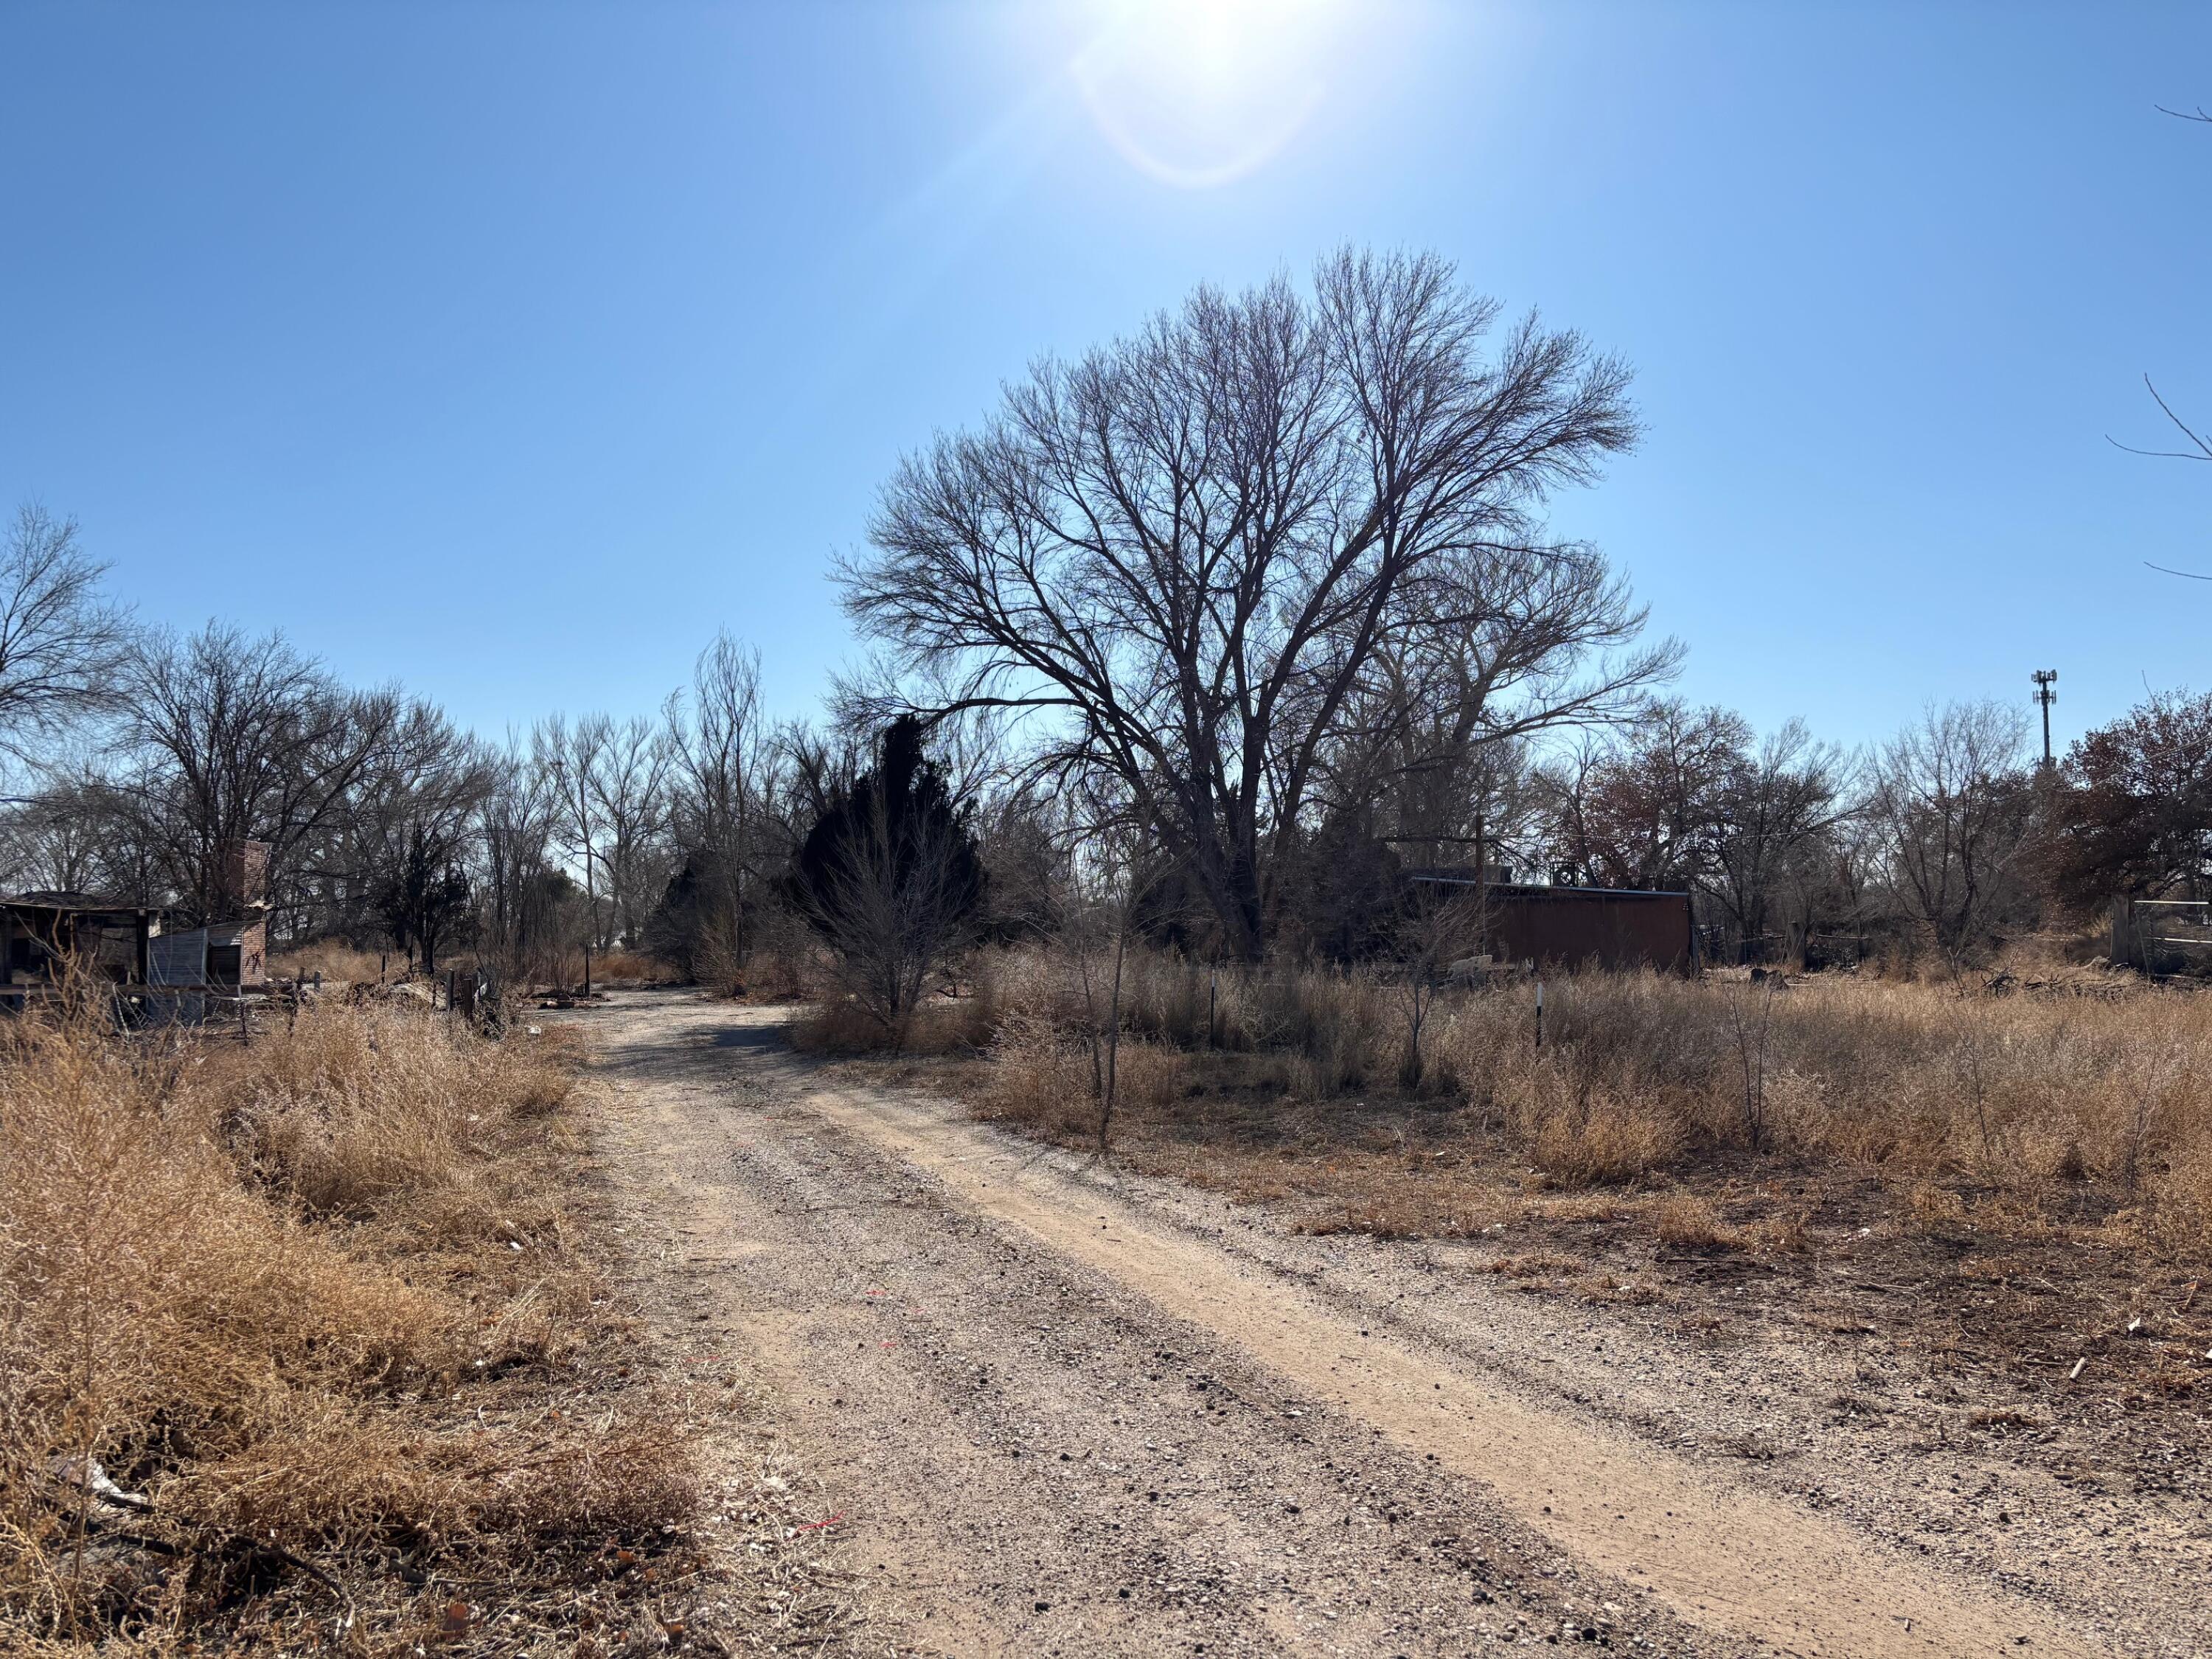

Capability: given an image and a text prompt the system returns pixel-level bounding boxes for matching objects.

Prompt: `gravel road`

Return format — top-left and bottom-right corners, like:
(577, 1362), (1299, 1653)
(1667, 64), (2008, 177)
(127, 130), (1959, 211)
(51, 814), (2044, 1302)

(576, 990), (2201, 1658)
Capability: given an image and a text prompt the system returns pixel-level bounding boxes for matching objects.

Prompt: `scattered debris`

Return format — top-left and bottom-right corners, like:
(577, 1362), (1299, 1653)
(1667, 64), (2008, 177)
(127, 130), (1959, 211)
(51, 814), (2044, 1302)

(47, 1454), (147, 1511)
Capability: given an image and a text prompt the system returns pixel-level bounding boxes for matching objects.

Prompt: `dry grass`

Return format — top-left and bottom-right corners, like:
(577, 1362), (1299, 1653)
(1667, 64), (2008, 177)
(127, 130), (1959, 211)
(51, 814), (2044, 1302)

(973, 1013), (1183, 1143)
(888, 945), (2212, 1443)
(268, 939), (392, 984)
(590, 949), (675, 987)
(956, 945), (2212, 1266)
(790, 990), (999, 1057)
(0, 987), (702, 1655)
(1648, 1193), (1737, 1251)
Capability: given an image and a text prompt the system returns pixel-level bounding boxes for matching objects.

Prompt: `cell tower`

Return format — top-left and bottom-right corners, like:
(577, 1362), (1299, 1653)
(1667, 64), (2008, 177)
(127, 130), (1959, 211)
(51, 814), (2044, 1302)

(2031, 669), (2058, 768)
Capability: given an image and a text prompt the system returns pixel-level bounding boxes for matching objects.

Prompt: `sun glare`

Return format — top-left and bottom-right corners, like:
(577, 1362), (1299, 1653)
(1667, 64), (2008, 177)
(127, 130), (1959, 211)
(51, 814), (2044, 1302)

(1072, 0), (1349, 189)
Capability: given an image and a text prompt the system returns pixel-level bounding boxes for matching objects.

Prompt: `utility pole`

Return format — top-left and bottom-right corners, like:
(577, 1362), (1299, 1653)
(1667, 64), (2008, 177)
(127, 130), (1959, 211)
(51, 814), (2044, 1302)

(2031, 669), (2058, 770)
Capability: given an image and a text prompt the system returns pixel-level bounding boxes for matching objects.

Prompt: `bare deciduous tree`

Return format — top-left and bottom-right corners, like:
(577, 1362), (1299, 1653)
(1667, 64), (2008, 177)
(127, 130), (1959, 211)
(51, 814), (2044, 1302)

(589, 714), (673, 949)
(114, 625), (396, 922)
(0, 506), (131, 773)
(1535, 700), (1747, 891)
(1057, 781), (1151, 1152)
(1329, 540), (1677, 849)
(1706, 720), (1851, 950)
(1870, 701), (2035, 956)
(661, 634), (772, 979)
(480, 737), (560, 974)
(1391, 878), (1482, 1089)
(847, 248), (1649, 959)
(535, 714), (611, 987)
(0, 772), (115, 895)
(314, 699), (494, 944)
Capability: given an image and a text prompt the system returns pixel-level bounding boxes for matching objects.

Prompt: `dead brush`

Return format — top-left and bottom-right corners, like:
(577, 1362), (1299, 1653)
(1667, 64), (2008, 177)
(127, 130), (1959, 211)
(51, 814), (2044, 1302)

(790, 995), (900, 1054)
(1649, 1193), (1739, 1250)
(1745, 1206), (1814, 1254)
(266, 939), (391, 985)
(951, 942), (2212, 1265)
(235, 1000), (577, 1223)
(1482, 1252), (1586, 1279)
(793, 990), (995, 1055)
(1395, 961), (2212, 1252)
(978, 1012), (1181, 1144)
(0, 990), (692, 1654)
(1527, 1098), (1681, 1188)
(1507, 1064), (1683, 1189)
(588, 947), (675, 986)
(977, 1012), (1097, 1138)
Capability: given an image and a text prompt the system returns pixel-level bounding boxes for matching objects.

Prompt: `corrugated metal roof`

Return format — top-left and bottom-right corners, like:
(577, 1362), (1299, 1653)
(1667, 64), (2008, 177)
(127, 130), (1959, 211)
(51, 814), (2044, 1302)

(2, 892), (162, 915)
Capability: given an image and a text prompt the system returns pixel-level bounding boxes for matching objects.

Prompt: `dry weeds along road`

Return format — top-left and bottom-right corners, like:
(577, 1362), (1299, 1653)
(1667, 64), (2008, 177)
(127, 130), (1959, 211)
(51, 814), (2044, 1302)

(573, 990), (2202, 1658)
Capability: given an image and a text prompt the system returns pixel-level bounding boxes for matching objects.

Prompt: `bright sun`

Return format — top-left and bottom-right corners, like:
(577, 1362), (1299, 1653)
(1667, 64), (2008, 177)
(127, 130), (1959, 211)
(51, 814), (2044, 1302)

(1072, 0), (1349, 189)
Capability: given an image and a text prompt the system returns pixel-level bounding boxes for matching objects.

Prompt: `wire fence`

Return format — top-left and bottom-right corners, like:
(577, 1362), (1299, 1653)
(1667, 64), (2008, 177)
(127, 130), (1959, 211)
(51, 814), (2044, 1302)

(2123, 898), (2212, 975)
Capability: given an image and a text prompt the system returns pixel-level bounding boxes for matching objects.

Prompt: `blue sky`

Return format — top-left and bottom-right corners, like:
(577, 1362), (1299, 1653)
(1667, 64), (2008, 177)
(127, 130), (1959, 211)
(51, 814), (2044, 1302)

(3, 1), (2208, 756)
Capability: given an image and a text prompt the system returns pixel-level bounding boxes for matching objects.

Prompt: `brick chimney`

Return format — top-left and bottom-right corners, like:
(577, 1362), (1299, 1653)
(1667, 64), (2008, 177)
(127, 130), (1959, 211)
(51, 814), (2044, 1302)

(218, 840), (271, 917)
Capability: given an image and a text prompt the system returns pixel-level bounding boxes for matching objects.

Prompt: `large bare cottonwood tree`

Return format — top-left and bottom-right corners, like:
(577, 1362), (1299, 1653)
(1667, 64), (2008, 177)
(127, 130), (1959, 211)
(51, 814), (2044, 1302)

(846, 248), (1648, 958)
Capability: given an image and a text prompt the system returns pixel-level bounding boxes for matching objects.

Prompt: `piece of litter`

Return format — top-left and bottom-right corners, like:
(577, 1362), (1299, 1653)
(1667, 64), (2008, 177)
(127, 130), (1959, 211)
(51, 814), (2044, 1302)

(49, 1455), (145, 1508)
(2126, 1316), (2143, 1334)
(2068, 1357), (2087, 1380)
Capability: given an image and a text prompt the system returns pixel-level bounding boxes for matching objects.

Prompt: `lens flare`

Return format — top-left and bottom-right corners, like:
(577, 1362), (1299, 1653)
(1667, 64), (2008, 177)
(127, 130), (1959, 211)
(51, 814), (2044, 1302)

(1072, 0), (1345, 189)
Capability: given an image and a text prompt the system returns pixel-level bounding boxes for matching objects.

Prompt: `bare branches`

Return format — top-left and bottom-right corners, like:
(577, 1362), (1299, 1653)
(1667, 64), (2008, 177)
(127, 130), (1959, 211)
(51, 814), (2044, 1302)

(2106, 375), (2212, 462)
(1868, 700), (2036, 955)
(2114, 104), (2212, 580)
(0, 505), (132, 773)
(112, 625), (400, 922)
(845, 247), (1650, 956)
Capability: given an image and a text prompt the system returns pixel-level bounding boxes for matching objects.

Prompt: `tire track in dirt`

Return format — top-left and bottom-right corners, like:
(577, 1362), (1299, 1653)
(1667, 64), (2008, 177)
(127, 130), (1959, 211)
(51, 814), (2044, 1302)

(582, 992), (2103, 1658)
(799, 1084), (2092, 1659)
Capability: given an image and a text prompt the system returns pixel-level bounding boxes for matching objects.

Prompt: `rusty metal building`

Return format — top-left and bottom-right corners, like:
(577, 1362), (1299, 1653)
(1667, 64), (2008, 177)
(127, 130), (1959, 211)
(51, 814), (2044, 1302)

(1406, 874), (1697, 973)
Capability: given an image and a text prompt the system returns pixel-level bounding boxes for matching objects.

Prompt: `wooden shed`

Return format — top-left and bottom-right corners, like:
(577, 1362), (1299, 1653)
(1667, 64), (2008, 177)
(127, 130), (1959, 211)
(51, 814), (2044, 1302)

(1, 894), (164, 1012)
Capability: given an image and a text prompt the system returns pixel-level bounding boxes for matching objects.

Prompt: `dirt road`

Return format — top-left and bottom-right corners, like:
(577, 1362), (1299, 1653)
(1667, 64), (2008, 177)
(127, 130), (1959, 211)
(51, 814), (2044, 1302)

(578, 990), (2197, 1657)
